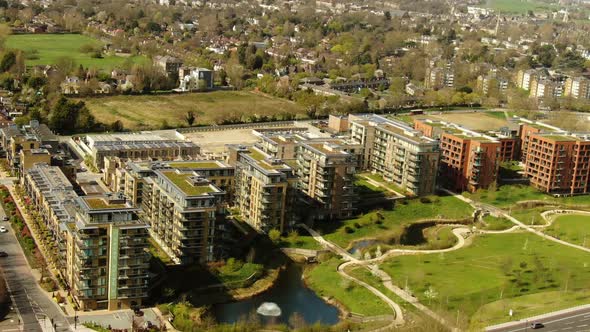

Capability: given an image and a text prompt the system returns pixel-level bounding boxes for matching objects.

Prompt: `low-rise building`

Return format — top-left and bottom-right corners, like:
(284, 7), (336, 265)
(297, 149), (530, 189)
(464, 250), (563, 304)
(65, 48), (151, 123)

(77, 133), (201, 170)
(178, 67), (214, 91)
(563, 76), (590, 99)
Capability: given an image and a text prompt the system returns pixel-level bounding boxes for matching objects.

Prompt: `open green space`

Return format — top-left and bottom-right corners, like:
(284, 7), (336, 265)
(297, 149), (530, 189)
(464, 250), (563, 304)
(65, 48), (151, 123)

(279, 234), (321, 250)
(6, 34), (146, 70)
(464, 184), (548, 208)
(545, 214), (590, 247)
(382, 233), (590, 330)
(82, 91), (305, 130)
(360, 173), (409, 195)
(305, 258), (391, 316)
(321, 195), (473, 248)
(480, 215), (514, 231)
(484, 0), (556, 14)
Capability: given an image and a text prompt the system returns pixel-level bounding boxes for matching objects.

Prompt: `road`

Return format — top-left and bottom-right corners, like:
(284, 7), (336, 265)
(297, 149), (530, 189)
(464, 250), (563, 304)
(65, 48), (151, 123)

(0, 194), (71, 332)
(487, 305), (590, 332)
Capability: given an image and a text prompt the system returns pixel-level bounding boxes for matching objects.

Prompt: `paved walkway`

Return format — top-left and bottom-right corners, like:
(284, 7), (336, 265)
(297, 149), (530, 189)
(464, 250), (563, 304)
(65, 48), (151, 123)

(301, 223), (474, 331)
(439, 188), (590, 254)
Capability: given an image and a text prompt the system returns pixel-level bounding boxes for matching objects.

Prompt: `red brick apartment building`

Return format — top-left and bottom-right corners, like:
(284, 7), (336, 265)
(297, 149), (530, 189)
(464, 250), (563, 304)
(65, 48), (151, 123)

(414, 119), (501, 192)
(523, 133), (590, 194)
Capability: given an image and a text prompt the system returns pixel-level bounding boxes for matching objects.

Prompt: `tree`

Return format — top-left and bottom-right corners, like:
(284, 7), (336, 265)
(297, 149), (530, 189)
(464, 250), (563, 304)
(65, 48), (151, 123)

(49, 96), (96, 134)
(185, 111), (196, 126)
(0, 51), (15, 72)
(268, 229), (281, 244)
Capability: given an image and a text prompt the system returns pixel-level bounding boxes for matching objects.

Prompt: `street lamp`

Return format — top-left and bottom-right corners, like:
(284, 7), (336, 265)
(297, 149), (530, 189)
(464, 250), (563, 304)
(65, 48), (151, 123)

(74, 309), (78, 329)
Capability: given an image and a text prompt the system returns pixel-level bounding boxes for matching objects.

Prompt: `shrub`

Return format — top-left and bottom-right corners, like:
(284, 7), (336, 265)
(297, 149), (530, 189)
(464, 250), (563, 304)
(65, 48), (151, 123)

(344, 226), (354, 234)
(354, 222), (362, 229)
(420, 197), (432, 204)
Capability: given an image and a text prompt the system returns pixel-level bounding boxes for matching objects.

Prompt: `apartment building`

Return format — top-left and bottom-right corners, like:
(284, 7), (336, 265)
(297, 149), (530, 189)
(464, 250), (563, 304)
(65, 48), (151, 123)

(477, 73), (509, 95)
(68, 195), (149, 310)
(255, 134), (299, 160)
(518, 120), (563, 163)
(141, 169), (226, 264)
(424, 66), (455, 90)
(0, 121), (57, 176)
(350, 115), (440, 196)
(563, 76), (590, 99)
(529, 78), (563, 99)
(24, 163), (78, 276)
(76, 133), (201, 170)
(295, 141), (356, 219)
(227, 145), (295, 233)
(24, 164), (150, 311)
(516, 69), (538, 90)
(523, 133), (590, 194)
(415, 119), (500, 192)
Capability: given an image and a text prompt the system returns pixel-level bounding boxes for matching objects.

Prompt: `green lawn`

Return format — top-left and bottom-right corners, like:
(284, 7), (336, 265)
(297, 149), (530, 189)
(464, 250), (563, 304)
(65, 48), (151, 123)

(481, 215), (514, 231)
(382, 233), (590, 329)
(360, 173), (410, 195)
(485, 0), (556, 14)
(82, 91), (305, 130)
(6, 34), (147, 70)
(464, 184), (548, 208)
(305, 258), (392, 316)
(545, 214), (590, 247)
(322, 195), (473, 248)
(279, 234), (321, 250)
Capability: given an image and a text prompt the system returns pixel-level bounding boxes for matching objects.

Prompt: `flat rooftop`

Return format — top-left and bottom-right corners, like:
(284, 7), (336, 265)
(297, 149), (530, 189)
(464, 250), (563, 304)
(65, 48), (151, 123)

(160, 170), (219, 196)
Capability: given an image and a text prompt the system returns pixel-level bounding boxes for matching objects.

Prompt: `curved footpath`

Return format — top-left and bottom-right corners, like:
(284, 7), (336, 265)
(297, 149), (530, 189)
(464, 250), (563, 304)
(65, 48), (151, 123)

(300, 224), (477, 331)
(439, 188), (590, 254)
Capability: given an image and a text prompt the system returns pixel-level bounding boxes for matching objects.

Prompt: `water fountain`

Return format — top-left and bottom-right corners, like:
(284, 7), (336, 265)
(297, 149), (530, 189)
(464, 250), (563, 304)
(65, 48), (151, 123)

(256, 302), (282, 317)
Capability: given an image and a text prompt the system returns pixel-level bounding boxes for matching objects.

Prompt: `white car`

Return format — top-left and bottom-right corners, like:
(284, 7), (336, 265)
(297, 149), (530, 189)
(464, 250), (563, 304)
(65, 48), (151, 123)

(0, 226), (7, 233)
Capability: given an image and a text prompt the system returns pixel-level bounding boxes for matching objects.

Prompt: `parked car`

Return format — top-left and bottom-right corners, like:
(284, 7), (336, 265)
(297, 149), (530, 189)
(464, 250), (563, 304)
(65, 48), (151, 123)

(2, 216), (8, 221)
(0, 251), (7, 257)
(531, 322), (544, 329)
(0, 226), (7, 233)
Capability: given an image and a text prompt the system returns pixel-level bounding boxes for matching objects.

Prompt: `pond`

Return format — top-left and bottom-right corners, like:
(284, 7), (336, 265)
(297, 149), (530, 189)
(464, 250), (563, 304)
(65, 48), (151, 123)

(212, 263), (340, 327)
(348, 222), (436, 254)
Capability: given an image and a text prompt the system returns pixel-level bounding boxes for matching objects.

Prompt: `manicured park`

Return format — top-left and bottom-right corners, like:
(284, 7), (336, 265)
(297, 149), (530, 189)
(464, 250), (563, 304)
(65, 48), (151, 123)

(321, 194), (473, 249)
(484, 0), (556, 14)
(381, 232), (590, 329)
(6, 34), (146, 69)
(545, 214), (590, 247)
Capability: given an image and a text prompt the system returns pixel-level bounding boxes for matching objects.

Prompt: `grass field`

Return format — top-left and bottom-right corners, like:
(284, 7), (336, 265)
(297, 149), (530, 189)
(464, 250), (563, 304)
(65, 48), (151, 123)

(6, 34), (146, 70)
(305, 258), (392, 316)
(382, 233), (590, 329)
(485, 0), (556, 14)
(322, 195), (473, 248)
(416, 111), (509, 131)
(545, 214), (590, 247)
(82, 91), (305, 130)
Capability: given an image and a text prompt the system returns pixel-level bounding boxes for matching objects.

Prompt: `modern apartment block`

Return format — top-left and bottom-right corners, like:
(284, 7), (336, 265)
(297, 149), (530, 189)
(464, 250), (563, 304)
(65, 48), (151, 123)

(350, 114), (440, 196)
(529, 78), (563, 99)
(0, 121), (57, 176)
(24, 164), (150, 311)
(76, 133), (201, 170)
(255, 134), (299, 160)
(295, 140), (356, 219)
(69, 195), (149, 310)
(141, 169), (225, 264)
(517, 118), (590, 194)
(414, 119), (501, 192)
(516, 69), (539, 90)
(227, 145), (295, 233)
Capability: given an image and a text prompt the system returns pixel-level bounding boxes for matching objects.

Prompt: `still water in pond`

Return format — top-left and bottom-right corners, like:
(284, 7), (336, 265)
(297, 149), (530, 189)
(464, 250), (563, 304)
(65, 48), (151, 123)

(348, 222), (435, 254)
(213, 264), (340, 326)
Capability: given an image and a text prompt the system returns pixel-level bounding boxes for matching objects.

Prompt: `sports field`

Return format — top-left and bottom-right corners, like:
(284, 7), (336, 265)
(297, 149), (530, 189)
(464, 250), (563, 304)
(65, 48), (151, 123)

(382, 232), (590, 329)
(485, 0), (556, 14)
(6, 34), (146, 69)
(82, 91), (305, 130)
